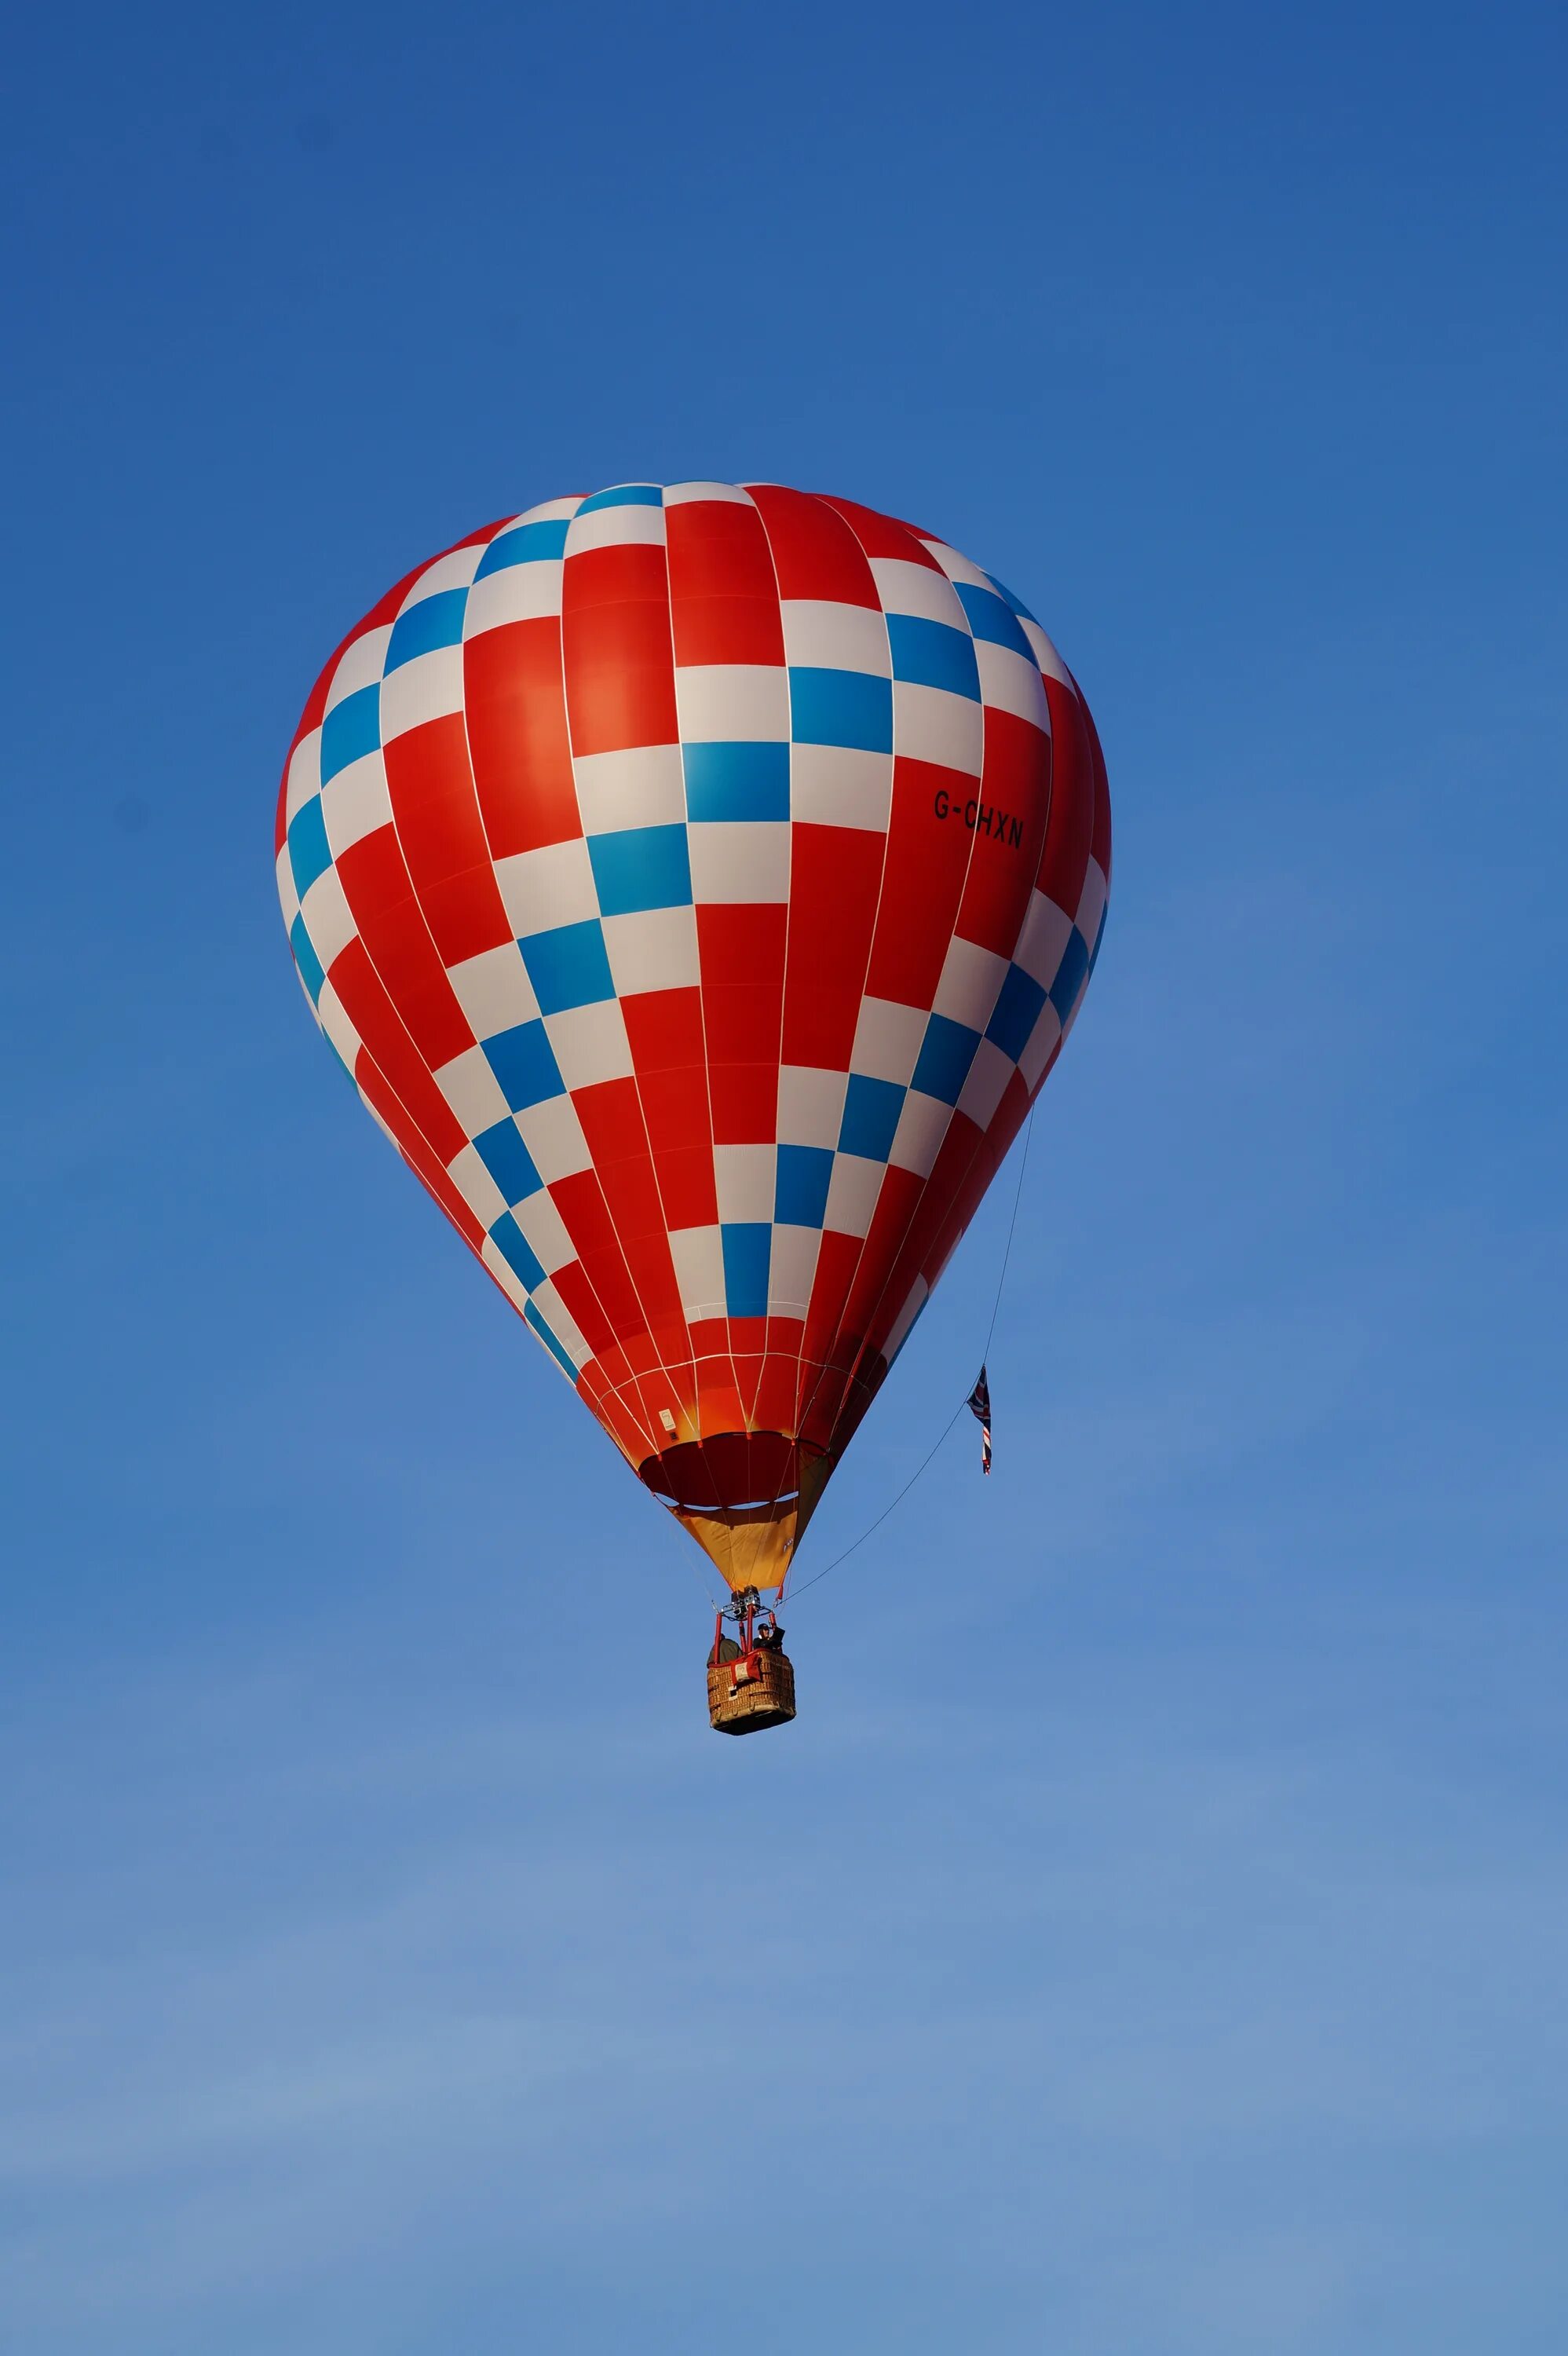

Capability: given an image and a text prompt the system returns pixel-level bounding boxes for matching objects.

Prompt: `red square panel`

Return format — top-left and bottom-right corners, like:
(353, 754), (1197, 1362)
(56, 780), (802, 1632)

(462, 618), (580, 858)
(747, 485), (880, 609)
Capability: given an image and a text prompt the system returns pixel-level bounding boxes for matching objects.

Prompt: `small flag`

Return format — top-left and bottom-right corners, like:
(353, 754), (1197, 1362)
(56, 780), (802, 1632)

(967, 1366), (992, 1476)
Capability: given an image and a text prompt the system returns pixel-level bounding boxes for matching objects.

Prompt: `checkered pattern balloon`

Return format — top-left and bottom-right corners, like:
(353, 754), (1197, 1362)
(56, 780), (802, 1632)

(276, 484), (1111, 1590)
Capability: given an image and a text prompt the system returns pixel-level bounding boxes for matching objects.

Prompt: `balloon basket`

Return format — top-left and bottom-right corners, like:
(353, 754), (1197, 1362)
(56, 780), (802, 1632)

(707, 1641), (796, 1736)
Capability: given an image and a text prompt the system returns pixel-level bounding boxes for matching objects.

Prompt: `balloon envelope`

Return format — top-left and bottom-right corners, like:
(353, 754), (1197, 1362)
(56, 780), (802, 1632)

(276, 483), (1109, 1589)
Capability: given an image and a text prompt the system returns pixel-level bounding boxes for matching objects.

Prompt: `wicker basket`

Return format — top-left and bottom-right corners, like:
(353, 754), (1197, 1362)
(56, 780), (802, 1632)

(707, 1644), (796, 1736)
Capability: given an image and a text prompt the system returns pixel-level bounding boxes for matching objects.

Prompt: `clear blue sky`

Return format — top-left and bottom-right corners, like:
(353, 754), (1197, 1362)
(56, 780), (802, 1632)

(2, 3), (1564, 2349)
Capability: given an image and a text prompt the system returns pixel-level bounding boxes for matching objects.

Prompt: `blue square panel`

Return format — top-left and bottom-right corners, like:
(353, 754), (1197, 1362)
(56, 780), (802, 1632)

(475, 518), (570, 574)
(319, 683), (381, 783)
(525, 1300), (579, 1378)
(576, 484), (663, 511)
(290, 913), (326, 1004)
(983, 572), (1039, 624)
(287, 796), (333, 901)
(839, 1074), (905, 1163)
(886, 614), (981, 701)
(587, 824), (693, 916)
(722, 1223), (771, 1319)
(490, 1211), (546, 1293)
(482, 1019), (564, 1112)
(775, 1143), (834, 1229)
(683, 741), (790, 822)
(518, 920), (616, 1014)
(386, 588), (468, 672)
(1047, 927), (1091, 1023)
(473, 1118), (543, 1204)
(985, 964), (1047, 1063)
(912, 1012), (981, 1105)
(788, 667), (893, 753)
(954, 582), (1034, 660)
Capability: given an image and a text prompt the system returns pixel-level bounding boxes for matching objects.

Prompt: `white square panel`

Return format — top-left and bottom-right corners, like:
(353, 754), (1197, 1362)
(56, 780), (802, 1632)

(316, 979), (362, 1071)
(447, 1141), (510, 1231)
(889, 1091), (952, 1178)
(850, 996), (927, 1087)
(688, 821), (789, 902)
(779, 599), (889, 675)
(285, 728), (322, 823)
(1076, 855), (1108, 949)
(546, 999), (634, 1091)
(1011, 890), (1074, 993)
(917, 540), (992, 591)
(529, 1278), (589, 1366)
(893, 681), (983, 777)
(327, 626), (392, 712)
(1021, 617), (1072, 686)
(400, 543), (486, 605)
(298, 862), (357, 974)
(379, 644), (464, 742)
(463, 560), (565, 637)
(482, 1234), (532, 1315)
(789, 744), (892, 832)
(976, 640), (1050, 730)
(663, 481), (753, 506)
(869, 558), (967, 627)
(565, 502), (667, 555)
(956, 1037), (1014, 1129)
(513, 1187), (577, 1275)
(276, 844), (300, 932)
(572, 743), (685, 832)
(514, 496), (584, 525)
(714, 1143), (774, 1223)
(1018, 1001), (1064, 1093)
(674, 664), (789, 741)
(668, 1224), (726, 1322)
(320, 751), (393, 856)
(768, 1224), (821, 1315)
(444, 940), (540, 1038)
(433, 1043), (513, 1132)
(824, 1153), (884, 1238)
(777, 1064), (848, 1149)
(934, 935), (1009, 1030)
(602, 904), (700, 997)
(517, 1094), (592, 1184)
(495, 836), (598, 937)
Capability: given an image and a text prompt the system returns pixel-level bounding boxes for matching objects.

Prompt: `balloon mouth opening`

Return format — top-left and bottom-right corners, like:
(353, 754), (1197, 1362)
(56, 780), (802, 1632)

(635, 1431), (844, 1590)
(637, 1431), (816, 1516)
(664, 1490), (800, 1516)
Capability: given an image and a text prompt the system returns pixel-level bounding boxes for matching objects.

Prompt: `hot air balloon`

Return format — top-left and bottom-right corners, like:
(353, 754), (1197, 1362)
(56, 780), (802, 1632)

(276, 482), (1109, 1732)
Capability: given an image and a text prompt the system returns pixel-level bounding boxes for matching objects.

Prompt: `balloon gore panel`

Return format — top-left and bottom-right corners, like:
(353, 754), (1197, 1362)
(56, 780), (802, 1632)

(276, 485), (1110, 1588)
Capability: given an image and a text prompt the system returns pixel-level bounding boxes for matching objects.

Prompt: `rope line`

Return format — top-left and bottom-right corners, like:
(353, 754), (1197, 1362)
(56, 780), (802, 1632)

(981, 1097), (1036, 1366)
(781, 1102), (1037, 1611)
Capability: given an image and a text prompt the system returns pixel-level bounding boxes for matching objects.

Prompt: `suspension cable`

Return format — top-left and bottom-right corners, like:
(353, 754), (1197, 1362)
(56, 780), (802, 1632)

(781, 1103), (1037, 1610)
(779, 1399), (967, 1604)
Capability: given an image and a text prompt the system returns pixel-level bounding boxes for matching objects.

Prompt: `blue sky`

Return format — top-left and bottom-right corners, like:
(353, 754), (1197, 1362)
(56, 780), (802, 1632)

(2, 2), (1565, 2347)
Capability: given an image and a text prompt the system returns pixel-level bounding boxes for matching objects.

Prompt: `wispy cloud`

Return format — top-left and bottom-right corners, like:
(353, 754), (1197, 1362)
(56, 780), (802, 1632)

(2, 1649), (1565, 2353)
